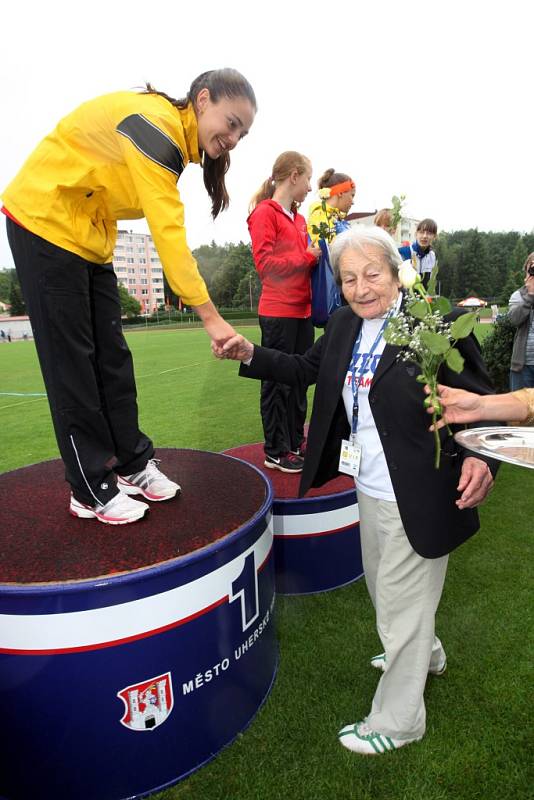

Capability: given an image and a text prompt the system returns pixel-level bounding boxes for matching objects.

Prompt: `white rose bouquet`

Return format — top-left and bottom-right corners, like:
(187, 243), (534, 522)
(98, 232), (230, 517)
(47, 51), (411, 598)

(383, 263), (477, 468)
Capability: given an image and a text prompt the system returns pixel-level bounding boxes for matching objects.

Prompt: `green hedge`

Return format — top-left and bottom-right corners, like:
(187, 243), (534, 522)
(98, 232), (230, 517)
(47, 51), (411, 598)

(481, 315), (515, 392)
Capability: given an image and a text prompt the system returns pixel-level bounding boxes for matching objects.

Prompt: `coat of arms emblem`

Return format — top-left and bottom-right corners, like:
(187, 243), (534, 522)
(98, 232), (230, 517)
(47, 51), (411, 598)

(117, 672), (174, 731)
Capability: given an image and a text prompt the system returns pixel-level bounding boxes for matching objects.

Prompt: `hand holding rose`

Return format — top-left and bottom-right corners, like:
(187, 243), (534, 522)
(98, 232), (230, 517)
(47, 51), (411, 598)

(425, 383), (533, 427)
(424, 384), (485, 428)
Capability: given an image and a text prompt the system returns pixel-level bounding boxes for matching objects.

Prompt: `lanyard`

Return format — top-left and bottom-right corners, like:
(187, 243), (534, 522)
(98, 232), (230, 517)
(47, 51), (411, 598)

(350, 312), (393, 439)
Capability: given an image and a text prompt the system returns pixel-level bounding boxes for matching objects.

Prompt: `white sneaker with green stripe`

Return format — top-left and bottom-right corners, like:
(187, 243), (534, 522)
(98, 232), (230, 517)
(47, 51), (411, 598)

(338, 721), (421, 755)
(370, 652), (447, 675)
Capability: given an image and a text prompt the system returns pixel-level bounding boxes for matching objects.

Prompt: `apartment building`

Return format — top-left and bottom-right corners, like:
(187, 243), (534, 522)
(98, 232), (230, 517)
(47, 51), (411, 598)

(113, 230), (165, 313)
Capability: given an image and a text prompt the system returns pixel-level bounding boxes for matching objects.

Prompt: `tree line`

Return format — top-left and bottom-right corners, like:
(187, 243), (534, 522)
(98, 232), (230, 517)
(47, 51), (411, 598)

(164, 241), (261, 311)
(0, 269), (26, 315)
(187, 230), (534, 309)
(434, 229), (534, 303)
(1, 229), (533, 316)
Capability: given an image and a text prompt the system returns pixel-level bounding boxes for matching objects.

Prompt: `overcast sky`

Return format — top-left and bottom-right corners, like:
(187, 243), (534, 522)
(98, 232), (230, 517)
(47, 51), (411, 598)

(1, 0), (532, 269)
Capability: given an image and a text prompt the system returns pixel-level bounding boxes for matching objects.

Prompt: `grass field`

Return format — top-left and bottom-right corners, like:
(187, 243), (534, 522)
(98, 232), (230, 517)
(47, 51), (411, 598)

(0, 325), (266, 473)
(0, 326), (531, 800)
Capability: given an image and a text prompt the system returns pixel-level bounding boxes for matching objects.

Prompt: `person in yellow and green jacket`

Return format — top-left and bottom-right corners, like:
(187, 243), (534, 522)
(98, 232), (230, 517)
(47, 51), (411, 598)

(307, 168), (356, 245)
(1, 69), (256, 525)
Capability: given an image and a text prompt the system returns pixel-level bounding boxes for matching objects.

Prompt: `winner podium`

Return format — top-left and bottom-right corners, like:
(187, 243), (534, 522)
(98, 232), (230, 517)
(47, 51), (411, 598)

(224, 442), (363, 595)
(0, 449), (277, 800)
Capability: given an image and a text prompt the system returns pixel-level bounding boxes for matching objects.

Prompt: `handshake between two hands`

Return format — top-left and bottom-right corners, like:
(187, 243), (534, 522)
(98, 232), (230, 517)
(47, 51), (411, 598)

(211, 334), (254, 363)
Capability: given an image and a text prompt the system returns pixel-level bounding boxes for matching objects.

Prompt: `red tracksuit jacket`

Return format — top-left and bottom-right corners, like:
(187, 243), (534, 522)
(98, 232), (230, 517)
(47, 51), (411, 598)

(247, 200), (317, 317)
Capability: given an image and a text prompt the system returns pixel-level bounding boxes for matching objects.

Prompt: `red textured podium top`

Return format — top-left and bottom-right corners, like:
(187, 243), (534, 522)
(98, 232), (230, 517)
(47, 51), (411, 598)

(223, 443), (355, 500)
(0, 449), (267, 584)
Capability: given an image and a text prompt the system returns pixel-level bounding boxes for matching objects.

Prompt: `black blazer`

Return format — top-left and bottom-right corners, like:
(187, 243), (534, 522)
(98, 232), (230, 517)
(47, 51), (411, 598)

(241, 304), (499, 559)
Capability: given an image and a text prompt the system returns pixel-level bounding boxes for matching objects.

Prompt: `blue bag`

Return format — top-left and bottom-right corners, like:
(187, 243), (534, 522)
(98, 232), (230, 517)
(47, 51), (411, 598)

(310, 239), (342, 327)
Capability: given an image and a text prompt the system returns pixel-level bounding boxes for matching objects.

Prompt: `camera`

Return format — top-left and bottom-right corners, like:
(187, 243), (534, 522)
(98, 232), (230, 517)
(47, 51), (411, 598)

(528, 265), (534, 277)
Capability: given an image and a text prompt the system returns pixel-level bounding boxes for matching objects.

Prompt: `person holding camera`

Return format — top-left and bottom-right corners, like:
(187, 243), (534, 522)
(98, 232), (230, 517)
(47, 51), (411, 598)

(508, 252), (534, 390)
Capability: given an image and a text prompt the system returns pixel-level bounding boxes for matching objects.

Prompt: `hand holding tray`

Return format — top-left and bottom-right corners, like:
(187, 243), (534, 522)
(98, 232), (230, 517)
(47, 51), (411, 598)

(455, 427), (534, 469)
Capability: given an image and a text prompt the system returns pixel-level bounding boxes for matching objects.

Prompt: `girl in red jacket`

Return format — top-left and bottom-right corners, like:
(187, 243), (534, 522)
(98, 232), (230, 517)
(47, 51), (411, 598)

(248, 151), (320, 473)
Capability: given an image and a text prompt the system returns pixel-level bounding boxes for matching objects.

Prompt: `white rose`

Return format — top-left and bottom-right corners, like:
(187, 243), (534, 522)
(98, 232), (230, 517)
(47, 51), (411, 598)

(398, 262), (419, 289)
(318, 188), (331, 199)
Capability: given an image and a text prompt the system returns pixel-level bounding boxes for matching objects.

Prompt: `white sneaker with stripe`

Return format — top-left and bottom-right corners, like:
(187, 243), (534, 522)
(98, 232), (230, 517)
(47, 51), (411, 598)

(371, 652), (447, 676)
(70, 492), (149, 525)
(338, 720), (421, 755)
(117, 459), (181, 501)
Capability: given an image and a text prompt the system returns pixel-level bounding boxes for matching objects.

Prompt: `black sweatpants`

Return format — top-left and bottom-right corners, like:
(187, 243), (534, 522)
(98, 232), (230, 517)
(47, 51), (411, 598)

(258, 315), (314, 457)
(7, 219), (153, 506)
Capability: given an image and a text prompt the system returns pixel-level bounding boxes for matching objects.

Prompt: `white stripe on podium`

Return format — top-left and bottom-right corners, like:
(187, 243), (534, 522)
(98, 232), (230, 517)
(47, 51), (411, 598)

(272, 503), (359, 537)
(0, 520), (273, 653)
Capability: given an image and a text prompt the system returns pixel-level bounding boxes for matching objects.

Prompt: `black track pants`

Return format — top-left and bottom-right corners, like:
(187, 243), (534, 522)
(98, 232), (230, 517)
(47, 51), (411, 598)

(258, 315), (314, 457)
(6, 219), (153, 505)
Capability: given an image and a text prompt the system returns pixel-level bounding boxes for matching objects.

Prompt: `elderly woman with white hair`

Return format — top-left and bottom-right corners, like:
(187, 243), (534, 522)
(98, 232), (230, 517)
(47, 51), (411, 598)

(214, 226), (498, 755)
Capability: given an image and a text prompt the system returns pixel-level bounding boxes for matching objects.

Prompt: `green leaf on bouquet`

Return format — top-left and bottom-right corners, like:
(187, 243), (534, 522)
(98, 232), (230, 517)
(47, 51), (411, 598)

(431, 296), (452, 315)
(420, 331), (451, 354)
(450, 312), (476, 339)
(427, 262), (439, 296)
(407, 300), (428, 320)
(445, 346), (465, 373)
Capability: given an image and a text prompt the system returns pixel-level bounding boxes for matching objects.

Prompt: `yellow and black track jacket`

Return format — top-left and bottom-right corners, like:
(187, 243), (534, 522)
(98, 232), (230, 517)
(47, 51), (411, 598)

(2, 91), (210, 306)
(307, 201), (347, 247)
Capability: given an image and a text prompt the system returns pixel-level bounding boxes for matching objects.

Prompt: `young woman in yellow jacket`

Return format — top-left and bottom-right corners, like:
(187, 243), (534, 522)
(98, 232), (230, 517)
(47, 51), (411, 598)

(1, 69), (256, 525)
(307, 168), (356, 245)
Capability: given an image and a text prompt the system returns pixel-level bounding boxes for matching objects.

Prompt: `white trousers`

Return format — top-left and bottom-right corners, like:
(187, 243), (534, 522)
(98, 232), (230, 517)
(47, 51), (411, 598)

(357, 491), (449, 740)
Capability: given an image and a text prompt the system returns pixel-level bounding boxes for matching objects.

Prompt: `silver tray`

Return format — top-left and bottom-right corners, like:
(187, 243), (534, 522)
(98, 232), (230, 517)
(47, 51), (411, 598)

(454, 427), (534, 469)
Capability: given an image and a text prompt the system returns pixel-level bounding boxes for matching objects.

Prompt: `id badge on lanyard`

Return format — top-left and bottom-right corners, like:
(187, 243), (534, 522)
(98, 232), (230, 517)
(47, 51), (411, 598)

(339, 438), (362, 477)
(338, 314), (391, 478)
(338, 383), (363, 478)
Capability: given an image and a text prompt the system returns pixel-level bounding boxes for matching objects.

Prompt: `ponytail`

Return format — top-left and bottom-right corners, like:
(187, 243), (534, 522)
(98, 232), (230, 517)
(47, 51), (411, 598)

(249, 151), (311, 214)
(317, 168), (353, 190)
(249, 178), (275, 213)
